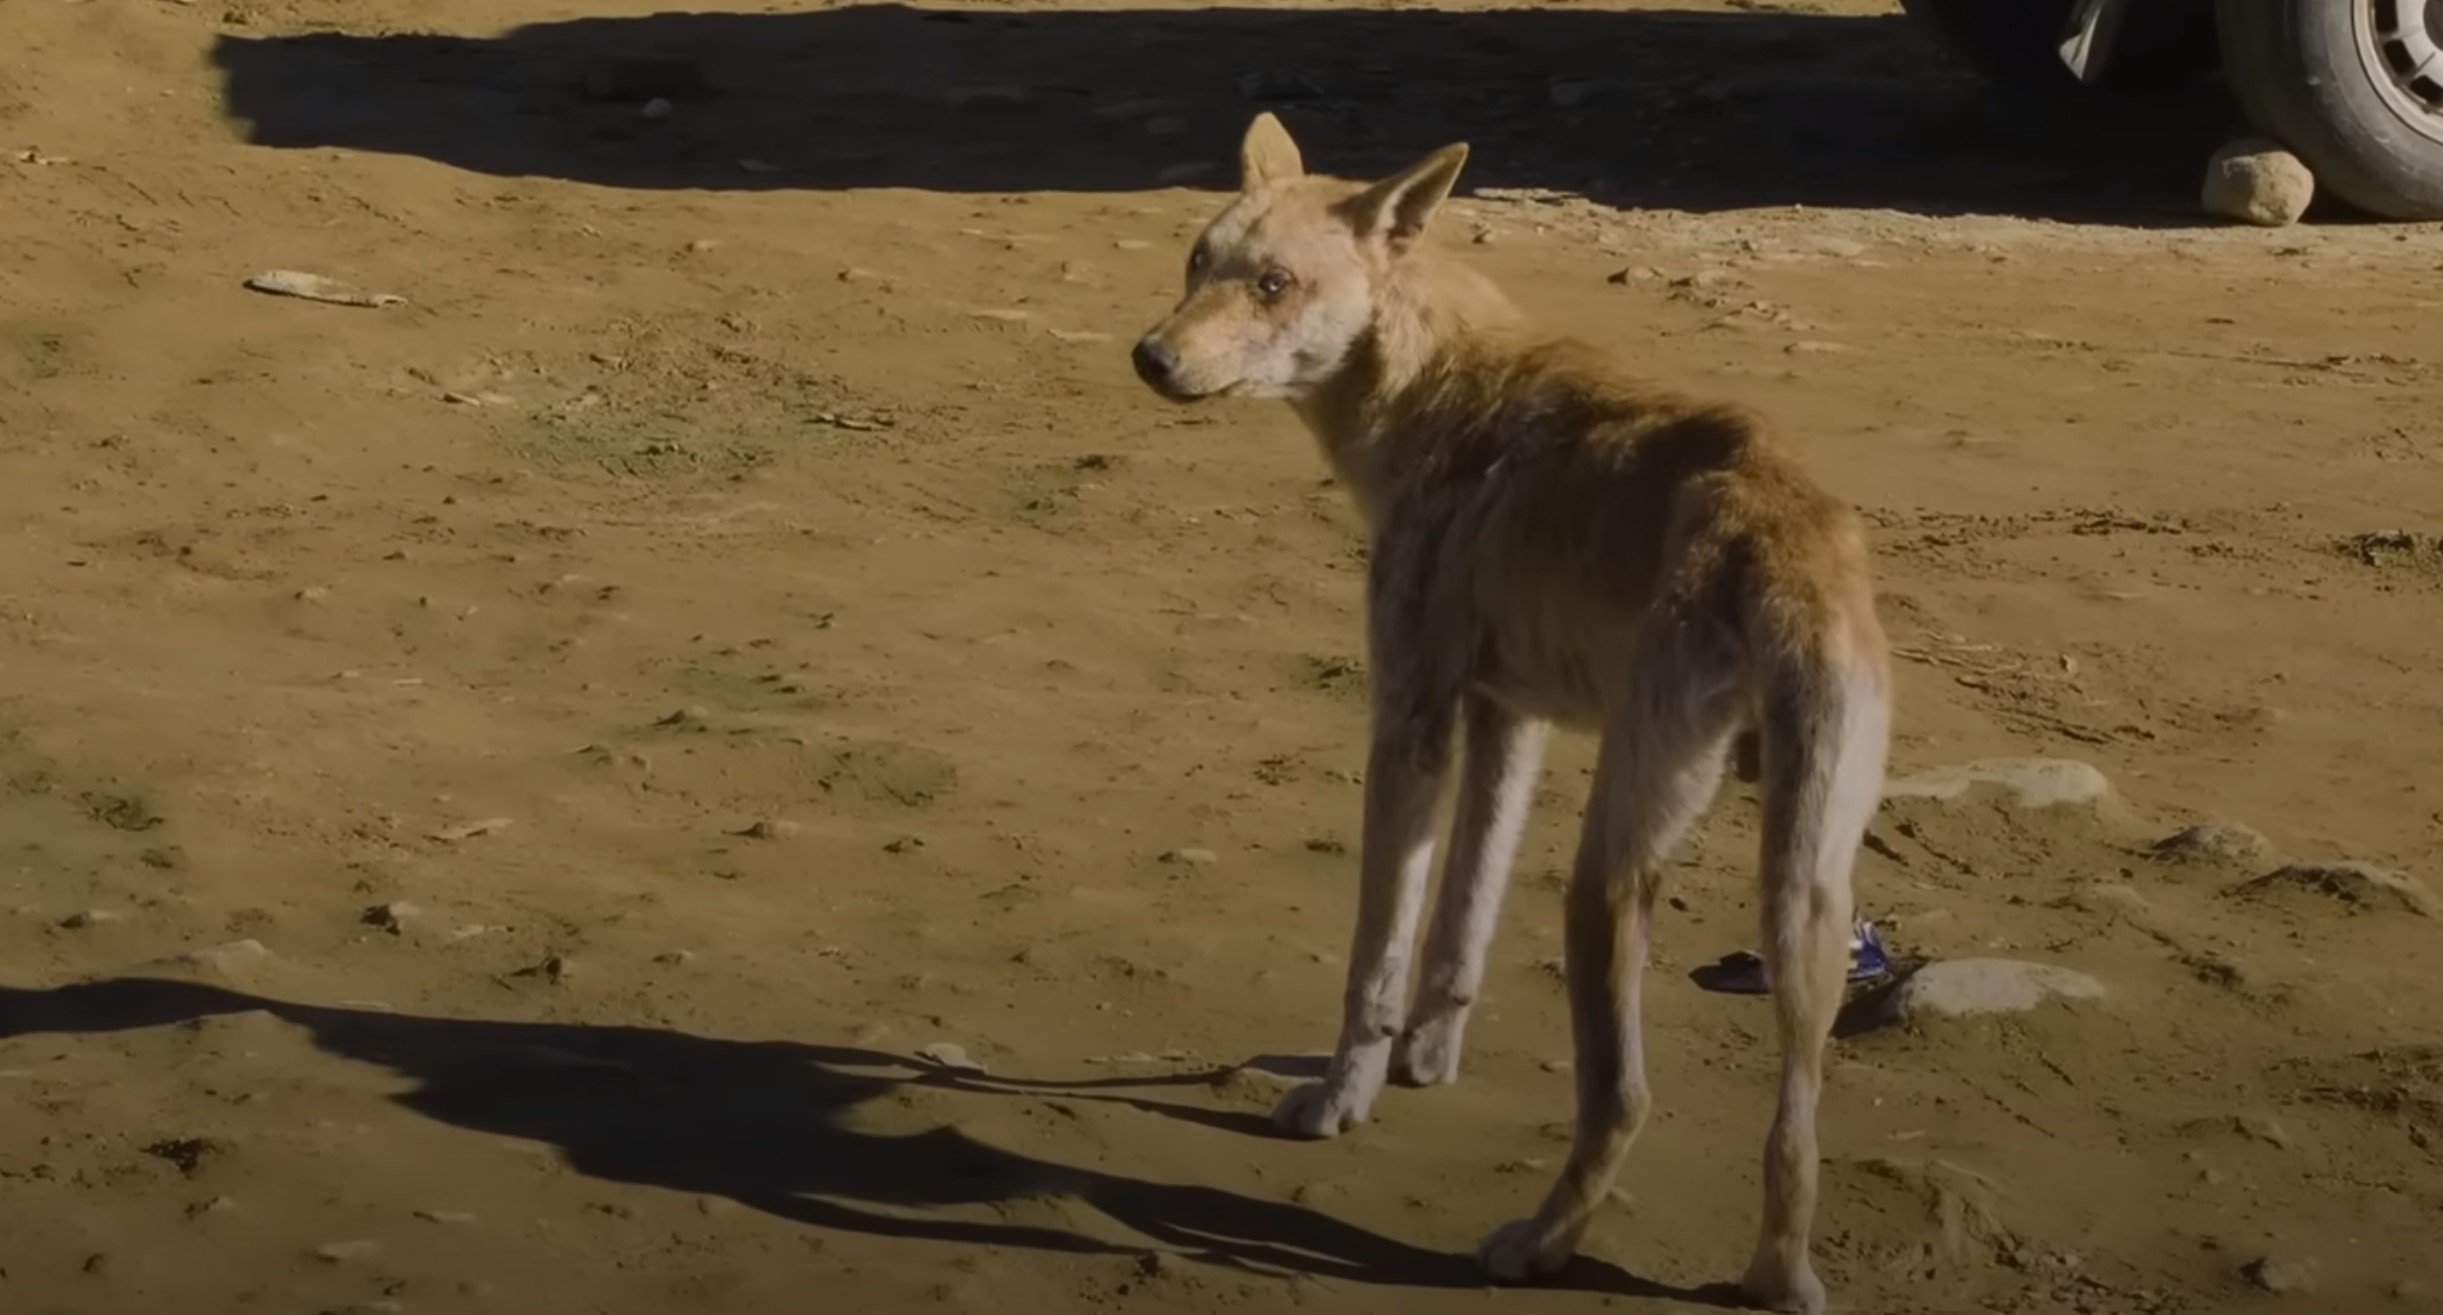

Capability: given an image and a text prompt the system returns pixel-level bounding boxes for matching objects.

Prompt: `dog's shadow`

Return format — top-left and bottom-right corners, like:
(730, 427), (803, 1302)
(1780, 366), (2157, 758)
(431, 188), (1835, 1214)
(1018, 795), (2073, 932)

(0, 977), (1748, 1305)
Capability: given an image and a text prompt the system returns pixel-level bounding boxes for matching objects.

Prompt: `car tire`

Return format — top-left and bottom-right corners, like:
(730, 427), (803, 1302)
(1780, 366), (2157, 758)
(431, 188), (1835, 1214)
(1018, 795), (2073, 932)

(2217, 0), (2443, 220)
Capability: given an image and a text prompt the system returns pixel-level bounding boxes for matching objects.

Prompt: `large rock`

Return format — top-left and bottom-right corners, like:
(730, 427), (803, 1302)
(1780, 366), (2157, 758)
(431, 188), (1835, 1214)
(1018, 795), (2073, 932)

(2232, 862), (2434, 917)
(2202, 138), (2314, 228)
(1883, 758), (2111, 810)
(1874, 959), (2106, 1025)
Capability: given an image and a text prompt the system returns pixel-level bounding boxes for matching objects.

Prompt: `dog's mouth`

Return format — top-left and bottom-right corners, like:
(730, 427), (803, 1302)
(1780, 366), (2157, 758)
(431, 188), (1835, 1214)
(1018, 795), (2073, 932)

(1145, 377), (1226, 404)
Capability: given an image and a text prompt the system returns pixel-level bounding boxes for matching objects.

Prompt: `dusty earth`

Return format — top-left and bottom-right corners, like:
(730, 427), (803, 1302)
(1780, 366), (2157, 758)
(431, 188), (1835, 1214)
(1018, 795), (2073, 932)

(5, 0), (2443, 1311)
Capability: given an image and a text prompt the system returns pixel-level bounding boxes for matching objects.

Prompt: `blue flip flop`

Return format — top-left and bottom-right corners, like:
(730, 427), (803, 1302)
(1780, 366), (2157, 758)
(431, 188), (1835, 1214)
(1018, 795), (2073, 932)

(1690, 920), (1893, 996)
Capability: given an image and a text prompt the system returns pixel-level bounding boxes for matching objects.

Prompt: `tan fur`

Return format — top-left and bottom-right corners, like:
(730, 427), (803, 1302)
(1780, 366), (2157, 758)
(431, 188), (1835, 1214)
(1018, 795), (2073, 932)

(1130, 115), (1893, 1314)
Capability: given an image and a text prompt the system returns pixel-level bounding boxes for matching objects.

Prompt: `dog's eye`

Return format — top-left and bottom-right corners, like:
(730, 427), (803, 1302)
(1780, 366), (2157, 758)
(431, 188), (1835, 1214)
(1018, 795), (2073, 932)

(1187, 245), (1211, 276)
(1256, 269), (1294, 299)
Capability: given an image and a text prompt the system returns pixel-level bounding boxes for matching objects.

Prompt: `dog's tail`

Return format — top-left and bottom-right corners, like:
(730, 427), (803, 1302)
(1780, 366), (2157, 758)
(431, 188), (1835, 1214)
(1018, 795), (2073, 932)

(1745, 553), (1890, 992)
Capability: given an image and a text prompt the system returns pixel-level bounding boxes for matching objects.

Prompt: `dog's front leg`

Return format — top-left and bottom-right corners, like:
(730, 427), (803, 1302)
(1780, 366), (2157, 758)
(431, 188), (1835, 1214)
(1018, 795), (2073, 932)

(1273, 702), (1453, 1138)
(1274, 539), (1458, 1139)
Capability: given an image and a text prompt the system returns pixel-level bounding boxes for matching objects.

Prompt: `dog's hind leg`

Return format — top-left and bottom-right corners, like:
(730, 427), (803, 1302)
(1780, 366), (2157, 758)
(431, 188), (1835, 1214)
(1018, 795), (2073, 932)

(1738, 614), (1890, 1315)
(1479, 621), (1741, 1280)
(1393, 691), (1548, 1088)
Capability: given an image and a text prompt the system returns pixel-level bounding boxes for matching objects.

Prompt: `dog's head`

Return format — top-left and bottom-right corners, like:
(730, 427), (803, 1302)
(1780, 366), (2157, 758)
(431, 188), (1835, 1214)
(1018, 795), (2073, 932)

(1130, 113), (1468, 404)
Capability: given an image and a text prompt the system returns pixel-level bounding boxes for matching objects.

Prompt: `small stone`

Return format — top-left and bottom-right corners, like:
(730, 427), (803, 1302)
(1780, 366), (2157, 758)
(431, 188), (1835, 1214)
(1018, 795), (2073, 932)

(414, 1209), (478, 1224)
(1160, 847), (1219, 867)
(2152, 822), (2278, 869)
(427, 817), (513, 842)
(2064, 882), (2151, 916)
(2234, 1114), (2294, 1149)
(653, 949), (697, 966)
(1874, 959), (2106, 1025)
(2202, 138), (2314, 228)
(883, 835), (924, 854)
(165, 939), (274, 975)
(1671, 269), (1743, 292)
(1884, 758), (2113, 810)
(294, 586), (331, 602)
(2242, 1254), (2319, 1294)
(917, 1042), (986, 1074)
(739, 818), (802, 840)
(58, 908), (124, 930)
(513, 954), (575, 985)
(362, 901), (420, 932)
(658, 705), (711, 726)
(313, 1239), (383, 1264)
(1606, 265), (1661, 284)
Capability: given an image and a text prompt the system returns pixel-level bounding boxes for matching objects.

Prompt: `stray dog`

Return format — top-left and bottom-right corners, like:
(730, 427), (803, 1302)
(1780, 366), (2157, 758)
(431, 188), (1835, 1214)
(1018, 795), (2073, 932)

(1129, 114), (1891, 1314)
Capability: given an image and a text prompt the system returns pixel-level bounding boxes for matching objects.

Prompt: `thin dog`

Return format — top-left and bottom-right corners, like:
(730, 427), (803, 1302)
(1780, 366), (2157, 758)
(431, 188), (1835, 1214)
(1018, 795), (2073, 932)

(1129, 114), (1892, 1313)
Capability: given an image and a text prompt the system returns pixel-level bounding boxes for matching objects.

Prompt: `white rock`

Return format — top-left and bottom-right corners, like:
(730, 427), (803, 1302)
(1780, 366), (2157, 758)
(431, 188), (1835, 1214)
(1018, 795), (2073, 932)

(1883, 758), (2111, 810)
(312, 1239), (382, 1264)
(917, 1041), (986, 1074)
(162, 939), (275, 976)
(2202, 138), (2313, 228)
(1876, 959), (2106, 1024)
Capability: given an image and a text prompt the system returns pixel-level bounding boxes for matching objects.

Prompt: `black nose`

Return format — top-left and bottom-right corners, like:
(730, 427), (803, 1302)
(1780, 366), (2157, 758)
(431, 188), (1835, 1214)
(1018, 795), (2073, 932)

(1131, 337), (1178, 387)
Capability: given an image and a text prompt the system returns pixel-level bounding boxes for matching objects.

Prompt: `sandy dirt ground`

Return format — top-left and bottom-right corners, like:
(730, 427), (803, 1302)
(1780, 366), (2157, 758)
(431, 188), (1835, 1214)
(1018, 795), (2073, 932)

(4, 0), (2443, 1311)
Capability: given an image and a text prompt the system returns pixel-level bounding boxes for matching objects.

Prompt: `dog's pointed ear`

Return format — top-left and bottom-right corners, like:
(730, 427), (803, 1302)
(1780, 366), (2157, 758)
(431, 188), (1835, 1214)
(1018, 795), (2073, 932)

(1239, 113), (1305, 191)
(1340, 142), (1469, 253)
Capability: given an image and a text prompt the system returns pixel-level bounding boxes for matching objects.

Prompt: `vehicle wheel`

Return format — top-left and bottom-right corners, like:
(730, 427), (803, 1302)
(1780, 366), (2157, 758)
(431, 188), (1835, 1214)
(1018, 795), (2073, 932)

(1898, 0), (2218, 96)
(2217, 0), (2443, 220)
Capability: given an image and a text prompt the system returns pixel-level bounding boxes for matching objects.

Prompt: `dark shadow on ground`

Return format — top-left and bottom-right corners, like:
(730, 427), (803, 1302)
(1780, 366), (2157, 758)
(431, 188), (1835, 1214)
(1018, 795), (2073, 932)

(209, 3), (2237, 224)
(0, 977), (1741, 1304)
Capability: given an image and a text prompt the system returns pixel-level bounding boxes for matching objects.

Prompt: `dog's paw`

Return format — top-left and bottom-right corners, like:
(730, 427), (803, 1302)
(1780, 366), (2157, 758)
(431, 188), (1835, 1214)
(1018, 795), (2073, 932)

(1270, 1080), (1368, 1139)
(1739, 1259), (1827, 1315)
(1477, 1217), (1575, 1283)
(1389, 1018), (1464, 1088)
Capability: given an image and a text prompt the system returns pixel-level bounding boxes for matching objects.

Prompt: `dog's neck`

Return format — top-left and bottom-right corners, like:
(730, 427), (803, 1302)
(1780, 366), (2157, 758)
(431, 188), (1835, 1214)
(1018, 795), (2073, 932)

(1290, 243), (1527, 525)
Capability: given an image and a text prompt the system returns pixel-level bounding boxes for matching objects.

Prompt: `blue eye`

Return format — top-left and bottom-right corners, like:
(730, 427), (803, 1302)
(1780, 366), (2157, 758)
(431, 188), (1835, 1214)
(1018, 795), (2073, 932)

(1256, 269), (1293, 298)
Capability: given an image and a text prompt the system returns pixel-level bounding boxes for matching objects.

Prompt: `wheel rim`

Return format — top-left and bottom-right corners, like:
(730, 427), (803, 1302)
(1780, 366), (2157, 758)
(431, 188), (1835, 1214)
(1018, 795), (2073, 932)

(2359, 0), (2443, 145)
